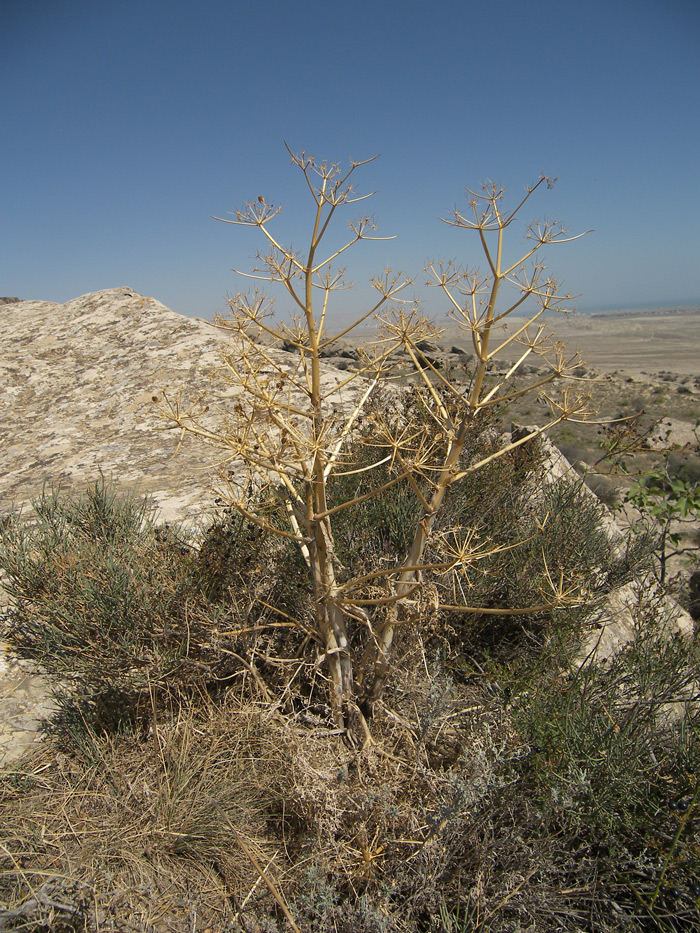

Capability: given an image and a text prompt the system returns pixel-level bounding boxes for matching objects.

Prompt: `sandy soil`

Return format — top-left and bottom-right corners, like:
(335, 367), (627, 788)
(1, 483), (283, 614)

(538, 308), (700, 377)
(422, 307), (700, 378)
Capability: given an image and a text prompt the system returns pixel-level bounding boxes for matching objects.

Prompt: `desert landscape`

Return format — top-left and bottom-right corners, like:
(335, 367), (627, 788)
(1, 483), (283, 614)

(2, 292), (699, 518)
(493, 305), (700, 377)
(1, 289), (699, 931)
(366, 305), (700, 378)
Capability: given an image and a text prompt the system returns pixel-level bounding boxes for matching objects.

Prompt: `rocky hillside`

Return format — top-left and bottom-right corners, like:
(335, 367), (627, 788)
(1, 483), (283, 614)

(0, 288), (353, 524)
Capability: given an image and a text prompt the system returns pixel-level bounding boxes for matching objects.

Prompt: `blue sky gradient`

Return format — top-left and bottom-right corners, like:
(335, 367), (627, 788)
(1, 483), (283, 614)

(3, 0), (699, 320)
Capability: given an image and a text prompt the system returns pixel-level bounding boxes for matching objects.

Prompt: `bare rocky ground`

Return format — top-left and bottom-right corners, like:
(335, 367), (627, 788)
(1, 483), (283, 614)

(4, 289), (301, 521)
(1, 291), (699, 764)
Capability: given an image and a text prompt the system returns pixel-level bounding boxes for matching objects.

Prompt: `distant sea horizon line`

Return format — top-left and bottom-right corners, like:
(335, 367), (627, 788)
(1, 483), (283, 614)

(575, 303), (700, 316)
(3, 291), (699, 325)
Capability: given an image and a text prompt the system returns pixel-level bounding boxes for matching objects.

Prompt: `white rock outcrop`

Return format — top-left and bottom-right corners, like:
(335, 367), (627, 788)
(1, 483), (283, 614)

(0, 287), (360, 524)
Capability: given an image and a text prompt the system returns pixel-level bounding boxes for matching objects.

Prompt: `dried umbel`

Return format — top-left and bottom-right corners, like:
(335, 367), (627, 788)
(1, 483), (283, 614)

(156, 147), (594, 739)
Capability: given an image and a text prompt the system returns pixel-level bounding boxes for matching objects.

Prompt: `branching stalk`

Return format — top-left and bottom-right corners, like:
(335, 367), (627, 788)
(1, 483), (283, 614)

(156, 155), (592, 738)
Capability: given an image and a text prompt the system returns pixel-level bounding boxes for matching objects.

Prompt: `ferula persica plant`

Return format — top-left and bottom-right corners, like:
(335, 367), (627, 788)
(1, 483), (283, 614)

(156, 145), (594, 740)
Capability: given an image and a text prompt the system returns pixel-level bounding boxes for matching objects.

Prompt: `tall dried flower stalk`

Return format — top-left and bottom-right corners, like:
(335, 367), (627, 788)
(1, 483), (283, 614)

(156, 147), (592, 739)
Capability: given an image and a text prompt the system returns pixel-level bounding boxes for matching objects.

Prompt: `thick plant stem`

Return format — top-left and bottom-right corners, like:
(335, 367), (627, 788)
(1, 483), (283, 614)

(308, 506), (354, 727)
(365, 268), (504, 706)
(303, 185), (356, 729)
(363, 418), (470, 705)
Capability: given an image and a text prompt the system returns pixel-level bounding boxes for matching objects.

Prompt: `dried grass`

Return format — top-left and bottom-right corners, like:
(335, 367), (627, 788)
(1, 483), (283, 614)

(0, 697), (285, 931)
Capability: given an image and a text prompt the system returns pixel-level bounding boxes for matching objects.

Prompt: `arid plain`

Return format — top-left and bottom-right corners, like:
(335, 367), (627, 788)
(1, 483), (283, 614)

(510, 306), (700, 377)
(403, 305), (700, 377)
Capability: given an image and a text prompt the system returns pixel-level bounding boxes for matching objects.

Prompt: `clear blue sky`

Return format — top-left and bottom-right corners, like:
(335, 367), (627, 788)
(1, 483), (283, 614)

(3, 0), (699, 320)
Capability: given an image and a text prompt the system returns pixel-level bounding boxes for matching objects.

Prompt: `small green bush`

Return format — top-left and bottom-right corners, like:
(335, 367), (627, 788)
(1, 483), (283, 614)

(0, 480), (221, 733)
(505, 592), (700, 925)
(332, 403), (651, 675)
(624, 458), (700, 584)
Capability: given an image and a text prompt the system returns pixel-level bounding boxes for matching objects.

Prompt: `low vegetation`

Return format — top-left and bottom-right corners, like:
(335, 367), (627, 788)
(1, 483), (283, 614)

(1, 455), (697, 931)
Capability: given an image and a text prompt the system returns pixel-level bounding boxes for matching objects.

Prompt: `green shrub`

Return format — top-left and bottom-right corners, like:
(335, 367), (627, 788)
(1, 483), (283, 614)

(0, 479), (324, 738)
(332, 405), (651, 672)
(505, 591), (700, 926)
(624, 458), (700, 583)
(0, 479), (220, 733)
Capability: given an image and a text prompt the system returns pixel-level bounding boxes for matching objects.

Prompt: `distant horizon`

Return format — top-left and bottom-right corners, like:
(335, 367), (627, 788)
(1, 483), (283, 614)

(3, 267), (699, 325)
(575, 302), (700, 315)
(3, 287), (699, 324)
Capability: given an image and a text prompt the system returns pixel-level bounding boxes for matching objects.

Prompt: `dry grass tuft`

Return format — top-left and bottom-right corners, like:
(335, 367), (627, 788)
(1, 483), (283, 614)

(0, 698), (285, 931)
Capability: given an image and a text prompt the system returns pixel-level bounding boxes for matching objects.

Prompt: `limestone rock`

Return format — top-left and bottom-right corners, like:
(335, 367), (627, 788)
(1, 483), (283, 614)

(643, 417), (699, 451)
(1, 287), (231, 522)
(0, 287), (360, 524)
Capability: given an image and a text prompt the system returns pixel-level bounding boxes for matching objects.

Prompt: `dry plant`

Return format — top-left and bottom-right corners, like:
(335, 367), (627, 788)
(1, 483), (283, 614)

(0, 697), (295, 932)
(155, 146), (594, 739)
